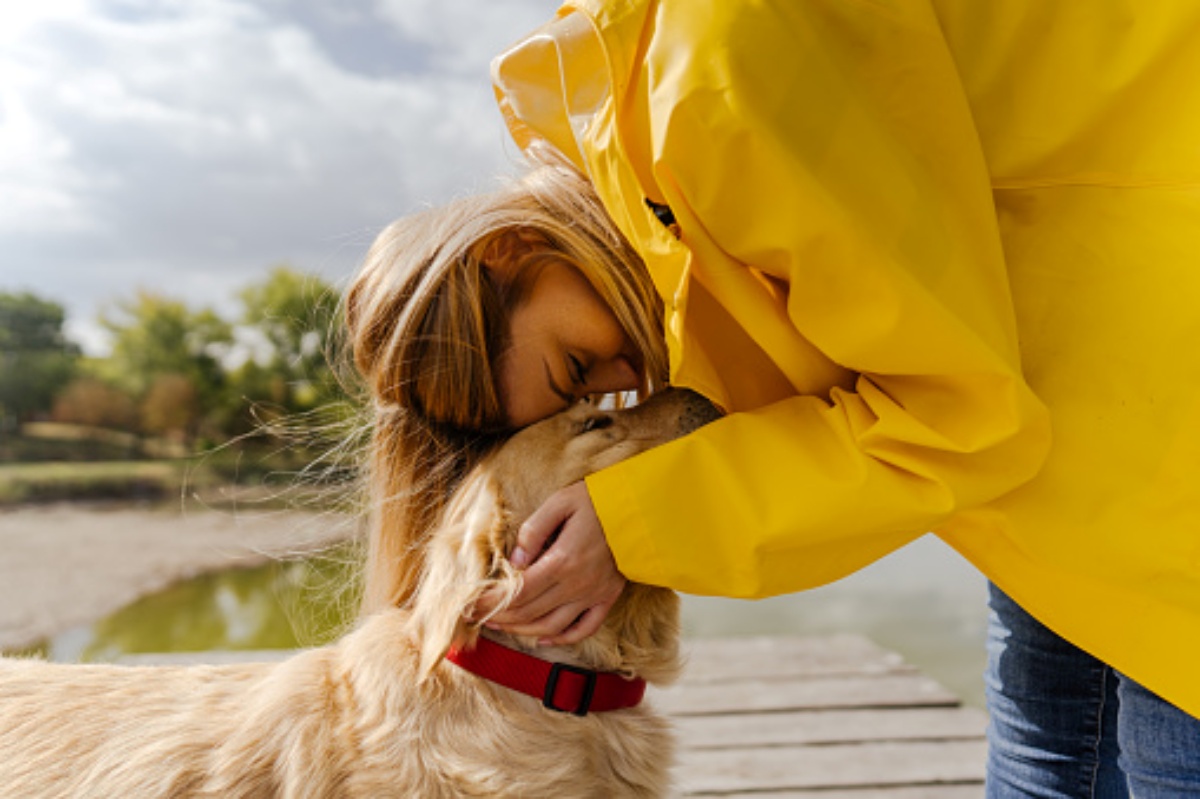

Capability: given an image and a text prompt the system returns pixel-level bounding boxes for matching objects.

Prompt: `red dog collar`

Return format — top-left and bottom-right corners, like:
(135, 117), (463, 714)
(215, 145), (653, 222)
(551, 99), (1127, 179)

(446, 636), (646, 716)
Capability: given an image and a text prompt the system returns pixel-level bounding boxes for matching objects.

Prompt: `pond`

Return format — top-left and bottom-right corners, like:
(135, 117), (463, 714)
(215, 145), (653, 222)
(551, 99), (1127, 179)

(34, 546), (359, 663)
(33, 535), (990, 708)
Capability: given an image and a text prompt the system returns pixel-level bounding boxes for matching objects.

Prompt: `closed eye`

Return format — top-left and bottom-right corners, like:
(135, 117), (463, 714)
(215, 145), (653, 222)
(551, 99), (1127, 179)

(567, 354), (587, 386)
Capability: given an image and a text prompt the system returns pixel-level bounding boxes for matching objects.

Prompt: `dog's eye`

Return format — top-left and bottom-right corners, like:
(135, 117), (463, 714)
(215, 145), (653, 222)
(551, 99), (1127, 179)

(577, 415), (613, 435)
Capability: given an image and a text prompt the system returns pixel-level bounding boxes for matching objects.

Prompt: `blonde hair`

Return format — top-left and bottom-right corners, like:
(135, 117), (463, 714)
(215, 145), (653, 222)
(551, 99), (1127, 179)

(345, 160), (668, 612)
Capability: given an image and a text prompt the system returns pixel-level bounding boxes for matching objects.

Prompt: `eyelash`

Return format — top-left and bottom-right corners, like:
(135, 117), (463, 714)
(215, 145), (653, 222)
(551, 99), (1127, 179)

(567, 354), (587, 386)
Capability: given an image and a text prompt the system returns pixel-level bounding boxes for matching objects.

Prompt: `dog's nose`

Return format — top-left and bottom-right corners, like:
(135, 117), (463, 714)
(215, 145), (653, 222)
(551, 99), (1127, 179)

(674, 388), (723, 434)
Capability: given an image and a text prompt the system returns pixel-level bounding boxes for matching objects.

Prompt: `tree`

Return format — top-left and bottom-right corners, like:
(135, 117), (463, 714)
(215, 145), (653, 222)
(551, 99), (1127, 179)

(52, 377), (139, 431)
(237, 267), (346, 414)
(140, 373), (200, 439)
(97, 292), (232, 439)
(0, 292), (79, 428)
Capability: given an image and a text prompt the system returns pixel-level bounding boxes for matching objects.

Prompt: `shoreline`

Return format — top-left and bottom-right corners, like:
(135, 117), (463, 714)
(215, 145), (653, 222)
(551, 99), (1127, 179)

(0, 502), (357, 652)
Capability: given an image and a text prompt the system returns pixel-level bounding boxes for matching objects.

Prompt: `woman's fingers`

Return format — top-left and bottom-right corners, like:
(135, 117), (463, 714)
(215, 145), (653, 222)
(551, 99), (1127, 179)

(510, 484), (578, 569)
(484, 571), (561, 625)
(474, 480), (627, 644)
(543, 602), (612, 647)
(489, 602), (587, 640)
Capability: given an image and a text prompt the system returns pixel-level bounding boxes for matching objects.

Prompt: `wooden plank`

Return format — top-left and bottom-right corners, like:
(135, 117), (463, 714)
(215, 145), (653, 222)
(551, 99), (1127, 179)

(673, 706), (987, 749)
(680, 785), (983, 799)
(673, 740), (987, 794)
(652, 673), (961, 716)
(679, 635), (912, 683)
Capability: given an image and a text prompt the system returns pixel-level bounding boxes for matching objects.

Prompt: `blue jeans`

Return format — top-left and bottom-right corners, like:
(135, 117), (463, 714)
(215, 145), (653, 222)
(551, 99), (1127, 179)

(985, 583), (1200, 798)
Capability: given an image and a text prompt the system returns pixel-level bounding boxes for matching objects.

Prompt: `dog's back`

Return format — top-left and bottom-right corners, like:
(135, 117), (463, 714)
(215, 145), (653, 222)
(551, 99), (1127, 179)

(1, 643), (349, 797)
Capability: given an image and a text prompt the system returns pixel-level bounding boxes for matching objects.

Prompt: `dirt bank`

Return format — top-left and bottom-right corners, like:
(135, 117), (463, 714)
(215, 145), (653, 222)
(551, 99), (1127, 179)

(0, 503), (359, 651)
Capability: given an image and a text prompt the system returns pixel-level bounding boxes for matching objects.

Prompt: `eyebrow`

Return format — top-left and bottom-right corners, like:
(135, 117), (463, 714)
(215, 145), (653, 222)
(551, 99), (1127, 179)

(542, 358), (575, 409)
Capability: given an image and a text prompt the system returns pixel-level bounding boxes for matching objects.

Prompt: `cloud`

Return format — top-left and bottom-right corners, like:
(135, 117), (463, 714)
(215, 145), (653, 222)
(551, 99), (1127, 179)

(0, 0), (556, 352)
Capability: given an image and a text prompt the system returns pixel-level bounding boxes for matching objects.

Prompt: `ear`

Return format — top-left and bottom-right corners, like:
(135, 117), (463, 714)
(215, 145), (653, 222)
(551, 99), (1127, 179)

(411, 471), (520, 678)
(477, 228), (546, 283)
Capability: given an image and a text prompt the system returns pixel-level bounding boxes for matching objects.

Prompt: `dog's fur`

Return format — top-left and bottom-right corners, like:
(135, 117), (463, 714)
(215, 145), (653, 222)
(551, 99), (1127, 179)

(0, 389), (719, 798)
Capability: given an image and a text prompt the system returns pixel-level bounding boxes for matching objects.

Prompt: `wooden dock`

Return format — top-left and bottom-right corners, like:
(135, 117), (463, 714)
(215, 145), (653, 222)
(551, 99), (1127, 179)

(126, 634), (987, 796)
(654, 635), (987, 797)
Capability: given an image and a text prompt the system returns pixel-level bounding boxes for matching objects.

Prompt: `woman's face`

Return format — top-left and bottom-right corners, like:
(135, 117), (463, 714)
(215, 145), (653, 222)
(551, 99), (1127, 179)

(495, 262), (642, 428)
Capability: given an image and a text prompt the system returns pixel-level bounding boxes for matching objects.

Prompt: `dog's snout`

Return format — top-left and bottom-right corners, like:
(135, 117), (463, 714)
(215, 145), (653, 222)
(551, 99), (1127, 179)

(632, 386), (723, 434)
(674, 389), (723, 434)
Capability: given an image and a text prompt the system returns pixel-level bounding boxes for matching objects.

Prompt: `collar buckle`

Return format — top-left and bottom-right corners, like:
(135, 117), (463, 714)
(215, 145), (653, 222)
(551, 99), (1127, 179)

(543, 662), (597, 716)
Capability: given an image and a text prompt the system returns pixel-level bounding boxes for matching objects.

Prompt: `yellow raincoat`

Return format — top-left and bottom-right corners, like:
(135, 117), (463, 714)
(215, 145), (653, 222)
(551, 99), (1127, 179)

(492, 0), (1200, 717)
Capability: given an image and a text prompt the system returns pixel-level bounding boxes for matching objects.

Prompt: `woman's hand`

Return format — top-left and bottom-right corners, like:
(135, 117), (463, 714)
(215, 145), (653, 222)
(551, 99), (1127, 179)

(476, 481), (626, 646)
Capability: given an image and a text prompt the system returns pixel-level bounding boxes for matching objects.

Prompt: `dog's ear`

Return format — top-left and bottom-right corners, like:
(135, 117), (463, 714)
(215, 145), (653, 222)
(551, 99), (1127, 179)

(411, 470), (520, 678)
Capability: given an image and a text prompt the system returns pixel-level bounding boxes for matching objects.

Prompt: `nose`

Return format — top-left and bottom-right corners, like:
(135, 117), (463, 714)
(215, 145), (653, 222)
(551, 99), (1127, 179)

(631, 387), (724, 434)
(675, 388), (723, 433)
(585, 355), (641, 397)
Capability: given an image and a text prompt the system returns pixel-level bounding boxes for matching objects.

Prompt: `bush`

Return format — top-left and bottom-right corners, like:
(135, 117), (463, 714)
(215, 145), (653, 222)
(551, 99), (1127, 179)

(52, 378), (139, 431)
(0, 424), (141, 463)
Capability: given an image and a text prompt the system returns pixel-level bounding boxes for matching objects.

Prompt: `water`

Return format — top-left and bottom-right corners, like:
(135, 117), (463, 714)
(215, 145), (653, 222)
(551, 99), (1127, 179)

(40, 534), (990, 708)
(40, 548), (359, 663)
(677, 535), (990, 708)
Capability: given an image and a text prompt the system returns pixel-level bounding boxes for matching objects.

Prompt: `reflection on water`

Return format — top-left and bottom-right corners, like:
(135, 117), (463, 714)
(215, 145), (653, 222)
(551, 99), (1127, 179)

(43, 535), (989, 708)
(46, 547), (359, 664)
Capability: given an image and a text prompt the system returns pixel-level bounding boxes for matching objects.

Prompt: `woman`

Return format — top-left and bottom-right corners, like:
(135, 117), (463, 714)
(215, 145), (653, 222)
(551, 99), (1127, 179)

(347, 1), (1200, 795)
(344, 161), (670, 613)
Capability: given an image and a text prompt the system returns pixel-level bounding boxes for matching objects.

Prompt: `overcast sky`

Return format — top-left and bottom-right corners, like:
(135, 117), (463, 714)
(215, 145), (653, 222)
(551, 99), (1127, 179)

(1, 0), (557, 352)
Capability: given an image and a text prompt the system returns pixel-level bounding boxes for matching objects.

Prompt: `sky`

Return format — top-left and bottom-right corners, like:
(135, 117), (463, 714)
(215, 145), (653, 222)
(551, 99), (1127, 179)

(0, 0), (557, 353)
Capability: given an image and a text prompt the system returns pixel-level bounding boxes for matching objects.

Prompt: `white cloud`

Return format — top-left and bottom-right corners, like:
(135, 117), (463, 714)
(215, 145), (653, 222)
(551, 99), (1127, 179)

(375, 0), (552, 74)
(0, 0), (557, 353)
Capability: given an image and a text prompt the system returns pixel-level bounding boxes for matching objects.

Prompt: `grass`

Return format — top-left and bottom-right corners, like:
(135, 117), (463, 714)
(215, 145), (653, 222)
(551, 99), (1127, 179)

(0, 426), (143, 463)
(0, 461), (210, 505)
(0, 453), (353, 508)
(0, 421), (357, 507)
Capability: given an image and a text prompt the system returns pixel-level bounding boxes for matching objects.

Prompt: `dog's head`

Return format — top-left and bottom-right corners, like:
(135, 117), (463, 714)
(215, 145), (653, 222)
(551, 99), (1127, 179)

(411, 388), (721, 683)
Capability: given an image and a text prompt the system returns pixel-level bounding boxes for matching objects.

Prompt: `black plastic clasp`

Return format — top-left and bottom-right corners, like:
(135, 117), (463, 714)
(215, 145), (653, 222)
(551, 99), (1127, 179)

(543, 663), (597, 716)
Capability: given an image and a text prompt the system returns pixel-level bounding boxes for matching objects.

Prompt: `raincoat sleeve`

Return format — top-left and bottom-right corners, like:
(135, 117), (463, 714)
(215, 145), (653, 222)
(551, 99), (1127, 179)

(495, 0), (1052, 598)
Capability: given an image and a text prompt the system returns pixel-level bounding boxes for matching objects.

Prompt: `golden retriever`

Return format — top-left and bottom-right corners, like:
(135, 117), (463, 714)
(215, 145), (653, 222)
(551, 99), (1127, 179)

(0, 388), (719, 798)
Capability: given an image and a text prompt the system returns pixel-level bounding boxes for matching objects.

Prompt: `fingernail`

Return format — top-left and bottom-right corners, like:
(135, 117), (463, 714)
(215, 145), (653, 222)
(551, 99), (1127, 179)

(536, 638), (553, 648)
(510, 547), (529, 569)
(485, 622), (501, 631)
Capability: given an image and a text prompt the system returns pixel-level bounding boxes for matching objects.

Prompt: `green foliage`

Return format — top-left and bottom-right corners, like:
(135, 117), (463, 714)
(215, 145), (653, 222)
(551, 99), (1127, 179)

(98, 292), (232, 417)
(236, 266), (348, 415)
(0, 292), (79, 427)
(4, 268), (361, 479)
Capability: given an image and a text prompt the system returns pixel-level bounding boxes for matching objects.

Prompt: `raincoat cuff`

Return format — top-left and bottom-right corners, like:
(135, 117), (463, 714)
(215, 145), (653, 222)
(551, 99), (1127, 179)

(586, 463), (665, 586)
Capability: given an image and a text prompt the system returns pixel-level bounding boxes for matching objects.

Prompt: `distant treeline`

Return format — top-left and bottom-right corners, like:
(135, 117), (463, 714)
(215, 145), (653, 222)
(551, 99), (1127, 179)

(0, 267), (358, 462)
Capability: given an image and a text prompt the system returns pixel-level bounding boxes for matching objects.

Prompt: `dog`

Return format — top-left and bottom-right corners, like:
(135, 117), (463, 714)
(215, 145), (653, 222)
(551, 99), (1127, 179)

(0, 388), (720, 798)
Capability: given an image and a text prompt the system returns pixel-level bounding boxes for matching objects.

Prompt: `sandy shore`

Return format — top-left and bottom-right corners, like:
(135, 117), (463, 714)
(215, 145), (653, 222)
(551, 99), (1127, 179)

(0, 502), (359, 651)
